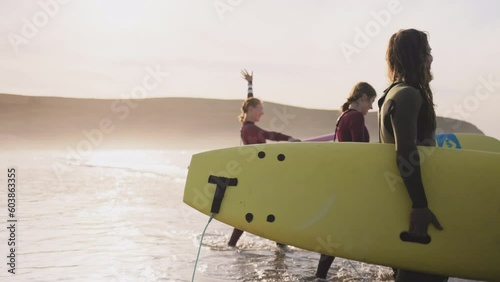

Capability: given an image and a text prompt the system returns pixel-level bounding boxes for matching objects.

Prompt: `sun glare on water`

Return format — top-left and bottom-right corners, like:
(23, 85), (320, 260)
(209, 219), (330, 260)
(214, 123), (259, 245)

(79, 150), (190, 182)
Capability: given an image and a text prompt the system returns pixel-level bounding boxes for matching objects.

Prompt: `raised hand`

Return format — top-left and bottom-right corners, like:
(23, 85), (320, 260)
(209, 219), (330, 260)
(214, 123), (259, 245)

(241, 69), (253, 83)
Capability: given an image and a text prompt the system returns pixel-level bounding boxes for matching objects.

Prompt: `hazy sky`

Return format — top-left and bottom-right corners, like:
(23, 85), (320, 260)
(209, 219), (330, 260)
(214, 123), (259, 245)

(1, 0), (499, 138)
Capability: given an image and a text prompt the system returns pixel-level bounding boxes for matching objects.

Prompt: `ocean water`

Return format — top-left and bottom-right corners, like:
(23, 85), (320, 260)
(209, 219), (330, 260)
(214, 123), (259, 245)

(0, 150), (479, 282)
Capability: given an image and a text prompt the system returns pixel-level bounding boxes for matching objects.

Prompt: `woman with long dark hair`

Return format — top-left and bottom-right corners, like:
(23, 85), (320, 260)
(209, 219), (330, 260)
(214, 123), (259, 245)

(379, 29), (447, 282)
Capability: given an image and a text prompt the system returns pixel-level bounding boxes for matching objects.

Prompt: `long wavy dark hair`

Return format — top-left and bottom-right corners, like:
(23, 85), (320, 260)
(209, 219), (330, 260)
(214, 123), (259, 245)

(386, 29), (436, 130)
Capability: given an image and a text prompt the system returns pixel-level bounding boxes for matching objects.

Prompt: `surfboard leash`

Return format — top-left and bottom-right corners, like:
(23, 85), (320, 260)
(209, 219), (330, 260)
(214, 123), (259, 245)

(191, 212), (215, 282)
(346, 260), (365, 281)
(192, 175), (238, 281)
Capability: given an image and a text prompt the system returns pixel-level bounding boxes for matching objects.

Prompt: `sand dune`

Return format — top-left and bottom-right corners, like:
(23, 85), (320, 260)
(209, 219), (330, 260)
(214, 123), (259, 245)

(0, 93), (484, 150)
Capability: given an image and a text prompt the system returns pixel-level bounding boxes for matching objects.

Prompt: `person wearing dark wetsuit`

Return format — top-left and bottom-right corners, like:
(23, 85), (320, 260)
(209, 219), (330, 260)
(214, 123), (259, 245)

(380, 29), (447, 282)
(315, 82), (376, 279)
(228, 69), (300, 247)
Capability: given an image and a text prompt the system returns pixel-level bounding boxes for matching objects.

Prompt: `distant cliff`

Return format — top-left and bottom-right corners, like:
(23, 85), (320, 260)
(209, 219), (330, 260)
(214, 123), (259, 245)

(0, 94), (484, 150)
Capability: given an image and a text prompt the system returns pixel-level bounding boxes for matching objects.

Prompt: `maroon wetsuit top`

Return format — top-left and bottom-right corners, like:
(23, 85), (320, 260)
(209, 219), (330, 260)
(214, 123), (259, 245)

(241, 121), (291, 145)
(335, 109), (369, 142)
(241, 81), (291, 145)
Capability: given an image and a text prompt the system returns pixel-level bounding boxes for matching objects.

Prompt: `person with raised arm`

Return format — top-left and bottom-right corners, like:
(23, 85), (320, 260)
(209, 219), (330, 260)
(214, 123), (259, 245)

(228, 69), (300, 247)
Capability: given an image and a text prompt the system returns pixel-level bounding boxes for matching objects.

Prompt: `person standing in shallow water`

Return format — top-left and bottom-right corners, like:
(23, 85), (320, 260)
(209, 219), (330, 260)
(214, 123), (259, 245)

(227, 69), (300, 247)
(379, 29), (447, 282)
(314, 82), (377, 279)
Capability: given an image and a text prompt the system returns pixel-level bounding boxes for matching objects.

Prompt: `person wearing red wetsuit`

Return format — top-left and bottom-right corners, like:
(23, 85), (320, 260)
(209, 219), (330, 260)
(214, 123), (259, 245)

(334, 91), (372, 143)
(315, 82), (377, 279)
(228, 69), (300, 247)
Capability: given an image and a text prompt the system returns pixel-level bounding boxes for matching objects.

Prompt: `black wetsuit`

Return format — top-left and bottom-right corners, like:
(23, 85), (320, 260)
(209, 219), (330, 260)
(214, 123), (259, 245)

(379, 82), (448, 282)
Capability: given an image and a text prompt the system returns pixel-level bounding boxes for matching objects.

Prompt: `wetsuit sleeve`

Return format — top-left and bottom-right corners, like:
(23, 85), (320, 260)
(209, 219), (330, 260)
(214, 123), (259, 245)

(390, 88), (428, 208)
(250, 124), (291, 142)
(247, 81), (253, 98)
(349, 112), (367, 142)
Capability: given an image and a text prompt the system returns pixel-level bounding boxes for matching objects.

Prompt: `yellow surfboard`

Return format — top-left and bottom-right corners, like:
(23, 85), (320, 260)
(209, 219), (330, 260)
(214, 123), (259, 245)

(183, 135), (500, 281)
(437, 133), (500, 153)
(305, 132), (500, 153)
